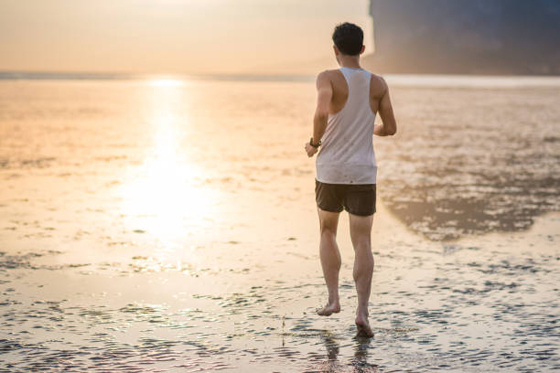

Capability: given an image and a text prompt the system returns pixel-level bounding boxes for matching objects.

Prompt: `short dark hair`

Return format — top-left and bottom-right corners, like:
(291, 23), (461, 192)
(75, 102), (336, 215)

(332, 22), (364, 56)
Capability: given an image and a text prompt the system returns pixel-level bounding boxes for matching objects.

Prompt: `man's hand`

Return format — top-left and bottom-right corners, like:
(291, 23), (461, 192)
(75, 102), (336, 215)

(305, 142), (319, 158)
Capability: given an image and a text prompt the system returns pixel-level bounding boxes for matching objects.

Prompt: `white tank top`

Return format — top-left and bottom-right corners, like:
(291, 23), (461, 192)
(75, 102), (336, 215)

(316, 67), (377, 184)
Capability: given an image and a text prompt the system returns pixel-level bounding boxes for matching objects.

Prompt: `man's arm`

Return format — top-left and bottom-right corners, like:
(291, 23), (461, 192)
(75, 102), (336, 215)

(306, 71), (333, 157)
(373, 78), (397, 137)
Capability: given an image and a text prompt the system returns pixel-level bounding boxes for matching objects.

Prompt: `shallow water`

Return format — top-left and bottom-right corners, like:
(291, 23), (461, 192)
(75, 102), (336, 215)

(1, 76), (559, 372)
(378, 79), (560, 240)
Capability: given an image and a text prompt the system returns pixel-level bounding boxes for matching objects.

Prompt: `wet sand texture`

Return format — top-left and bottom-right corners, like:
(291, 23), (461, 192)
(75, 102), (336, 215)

(1, 77), (559, 372)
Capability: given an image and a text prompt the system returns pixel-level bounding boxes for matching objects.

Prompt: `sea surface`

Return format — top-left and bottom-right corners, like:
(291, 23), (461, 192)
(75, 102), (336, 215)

(0, 74), (559, 372)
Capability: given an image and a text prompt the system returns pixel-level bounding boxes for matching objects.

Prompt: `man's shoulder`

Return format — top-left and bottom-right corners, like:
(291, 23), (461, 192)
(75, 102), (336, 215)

(367, 71), (388, 96)
(367, 71), (387, 86)
(316, 69), (341, 81)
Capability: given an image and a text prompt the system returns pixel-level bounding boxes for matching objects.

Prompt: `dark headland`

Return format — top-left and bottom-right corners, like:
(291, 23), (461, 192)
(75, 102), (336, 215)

(365, 0), (560, 75)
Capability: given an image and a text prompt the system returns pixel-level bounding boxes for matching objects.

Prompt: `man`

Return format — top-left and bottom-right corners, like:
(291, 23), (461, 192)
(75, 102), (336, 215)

(305, 22), (397, 338)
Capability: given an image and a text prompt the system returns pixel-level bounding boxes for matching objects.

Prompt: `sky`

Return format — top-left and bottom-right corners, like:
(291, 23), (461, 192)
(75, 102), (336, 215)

(0, 0), (374, 75)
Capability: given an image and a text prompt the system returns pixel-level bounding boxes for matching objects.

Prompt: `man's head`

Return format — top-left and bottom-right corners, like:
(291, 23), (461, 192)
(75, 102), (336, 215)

(332, 22), (364, 56)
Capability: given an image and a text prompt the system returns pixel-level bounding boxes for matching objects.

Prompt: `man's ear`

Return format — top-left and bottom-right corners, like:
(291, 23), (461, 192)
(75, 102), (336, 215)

(333, 45), (340, 56)
(360, 45), (366, 55)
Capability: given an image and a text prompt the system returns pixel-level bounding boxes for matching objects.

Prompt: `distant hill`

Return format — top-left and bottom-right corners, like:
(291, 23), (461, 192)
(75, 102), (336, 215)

(365, 0), (560, 75)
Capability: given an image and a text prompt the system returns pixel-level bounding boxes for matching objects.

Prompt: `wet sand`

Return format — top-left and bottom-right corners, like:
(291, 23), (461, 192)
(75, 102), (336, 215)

(1, 77), (560, 372)
(2, 206), (559, 372)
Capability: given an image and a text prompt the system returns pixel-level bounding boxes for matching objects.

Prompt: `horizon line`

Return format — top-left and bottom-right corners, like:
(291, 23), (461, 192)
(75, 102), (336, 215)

(0, 70), (317, 82)
(1, 71), (560, 87)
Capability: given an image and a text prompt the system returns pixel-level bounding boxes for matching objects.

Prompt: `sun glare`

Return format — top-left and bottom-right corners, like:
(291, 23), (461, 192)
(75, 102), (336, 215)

(118, 81), (215, 240)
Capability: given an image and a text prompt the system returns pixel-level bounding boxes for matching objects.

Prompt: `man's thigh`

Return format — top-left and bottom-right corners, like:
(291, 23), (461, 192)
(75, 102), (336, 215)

(349, 213), (374, 247)
(318, 207), (340, 234)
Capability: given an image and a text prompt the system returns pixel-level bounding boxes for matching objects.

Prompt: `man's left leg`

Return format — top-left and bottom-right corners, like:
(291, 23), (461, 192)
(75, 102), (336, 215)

(349, 213), (374, 337)
(317, 208), (342, 316)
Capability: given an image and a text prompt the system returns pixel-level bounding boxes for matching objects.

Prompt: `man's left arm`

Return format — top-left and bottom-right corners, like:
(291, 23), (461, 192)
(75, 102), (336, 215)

(373, 77), (397, 137)
(306, 71), (333, 157)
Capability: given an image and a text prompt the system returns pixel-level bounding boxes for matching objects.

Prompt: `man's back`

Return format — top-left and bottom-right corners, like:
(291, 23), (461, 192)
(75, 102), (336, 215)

(322, 68), (390, 116)
(316, 67), (378, 185)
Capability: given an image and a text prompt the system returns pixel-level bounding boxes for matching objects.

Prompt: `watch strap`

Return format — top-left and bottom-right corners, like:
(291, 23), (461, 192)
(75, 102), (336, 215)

(310, 137), (321, 148)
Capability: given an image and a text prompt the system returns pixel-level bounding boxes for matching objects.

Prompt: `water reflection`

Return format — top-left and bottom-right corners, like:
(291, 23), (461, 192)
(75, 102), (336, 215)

(352, 338), (377, 373)
(314, 333), (378, 372)
(118, 79), (216, 239)
(377, 84), (560, 240)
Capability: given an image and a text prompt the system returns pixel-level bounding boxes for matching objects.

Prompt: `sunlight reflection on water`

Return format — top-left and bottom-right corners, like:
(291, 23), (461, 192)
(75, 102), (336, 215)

(148, 77), (185, 88)
(118, 80), (217, 239)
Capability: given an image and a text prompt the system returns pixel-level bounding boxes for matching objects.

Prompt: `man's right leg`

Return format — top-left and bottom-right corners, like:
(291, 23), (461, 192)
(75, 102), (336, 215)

(317, 207), (341, 316)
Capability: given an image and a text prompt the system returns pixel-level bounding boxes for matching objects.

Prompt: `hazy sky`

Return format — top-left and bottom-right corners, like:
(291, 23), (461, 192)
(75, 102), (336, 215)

(0, 0), (373, 75)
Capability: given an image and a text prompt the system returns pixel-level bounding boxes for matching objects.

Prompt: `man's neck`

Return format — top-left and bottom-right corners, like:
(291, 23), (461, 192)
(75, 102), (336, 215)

(338, 55), (361, 69)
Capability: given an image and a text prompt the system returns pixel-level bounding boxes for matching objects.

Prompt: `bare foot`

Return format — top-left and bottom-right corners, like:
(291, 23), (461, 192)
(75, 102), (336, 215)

(316, 302), (340, 316)
(355, 313), (374, 338)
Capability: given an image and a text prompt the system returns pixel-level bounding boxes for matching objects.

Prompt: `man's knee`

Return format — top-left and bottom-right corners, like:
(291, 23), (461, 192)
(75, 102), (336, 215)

(318, 208), (339, 237)
(320, 224), (337, 238)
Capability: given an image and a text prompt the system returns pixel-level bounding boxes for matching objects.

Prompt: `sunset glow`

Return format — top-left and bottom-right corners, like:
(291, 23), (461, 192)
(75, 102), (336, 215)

(0, 0), (373, 75)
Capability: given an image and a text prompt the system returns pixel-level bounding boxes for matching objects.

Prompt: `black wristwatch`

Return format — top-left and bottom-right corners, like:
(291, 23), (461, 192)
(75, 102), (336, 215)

(309, 137), (322, 148)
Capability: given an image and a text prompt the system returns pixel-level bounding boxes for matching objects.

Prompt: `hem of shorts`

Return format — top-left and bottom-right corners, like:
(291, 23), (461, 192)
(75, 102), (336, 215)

(315, 177), (377, 185)
(345, 208), (376, 217)
(316, 203), (344, 214)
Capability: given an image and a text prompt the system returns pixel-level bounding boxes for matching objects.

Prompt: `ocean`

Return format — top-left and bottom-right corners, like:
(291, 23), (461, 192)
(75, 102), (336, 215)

(1, 74), (559, 372)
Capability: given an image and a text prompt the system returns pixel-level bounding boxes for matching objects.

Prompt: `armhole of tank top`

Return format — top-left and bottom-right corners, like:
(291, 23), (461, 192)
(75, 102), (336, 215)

(329, 69), (350, 117)
(366, 71), (377, 117)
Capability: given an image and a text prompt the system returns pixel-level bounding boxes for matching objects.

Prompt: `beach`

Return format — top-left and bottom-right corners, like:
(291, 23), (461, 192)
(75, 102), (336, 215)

(1, 75), (559, 372)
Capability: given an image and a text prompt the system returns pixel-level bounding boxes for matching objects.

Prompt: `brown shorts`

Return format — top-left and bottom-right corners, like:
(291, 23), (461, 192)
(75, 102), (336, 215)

(315, 180), (376, 216)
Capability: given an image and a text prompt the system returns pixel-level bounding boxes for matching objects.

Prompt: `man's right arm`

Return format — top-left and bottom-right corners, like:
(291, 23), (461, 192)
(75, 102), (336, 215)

(374, 78), (397, 137)
(305, 71), (333, 157)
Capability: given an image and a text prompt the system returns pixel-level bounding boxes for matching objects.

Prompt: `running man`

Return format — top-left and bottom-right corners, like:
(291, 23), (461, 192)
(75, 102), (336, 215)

(305, 22), (397, 338)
